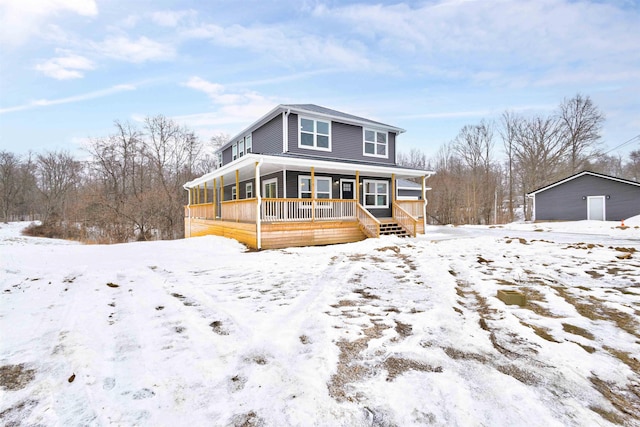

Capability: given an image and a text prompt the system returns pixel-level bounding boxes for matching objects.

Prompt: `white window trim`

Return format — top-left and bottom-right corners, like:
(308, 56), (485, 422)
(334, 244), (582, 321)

(363, 179), (389, 208)
(263, 178), (278, 199)
(245, 135), (252, 153)
(246, 182), (254, 199)
(232, 143), (238, 161)
(298, 175), (332, 199)
(363, 128), (389, 159)
(231, 185), (237, 200)
(298, 116), (331, 152)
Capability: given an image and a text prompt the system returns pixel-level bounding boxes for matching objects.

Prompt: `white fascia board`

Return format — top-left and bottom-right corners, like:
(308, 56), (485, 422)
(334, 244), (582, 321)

(183, 155), (258, 189)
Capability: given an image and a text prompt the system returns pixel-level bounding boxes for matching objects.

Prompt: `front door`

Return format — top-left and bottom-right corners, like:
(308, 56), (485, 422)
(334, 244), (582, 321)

(340, 179), (356, 200)
(587, 196), (605, 220)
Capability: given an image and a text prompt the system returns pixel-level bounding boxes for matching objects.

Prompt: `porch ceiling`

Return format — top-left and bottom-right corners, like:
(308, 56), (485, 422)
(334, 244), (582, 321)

(184, 153), (434, 189)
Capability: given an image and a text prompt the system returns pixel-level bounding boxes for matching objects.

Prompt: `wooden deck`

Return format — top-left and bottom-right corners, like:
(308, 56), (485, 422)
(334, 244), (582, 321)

(185, 217), (366, 249)
(184, 199), (425, 249)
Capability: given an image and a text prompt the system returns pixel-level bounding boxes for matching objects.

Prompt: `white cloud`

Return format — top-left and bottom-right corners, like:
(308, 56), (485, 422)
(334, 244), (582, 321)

(0, 0), (98, 47)
(151, 9), (196, 27)
(180, 22), (387, 73)
(178, 76), (277, 134)
(35, 52), (95, 79)
(312, 0), (640, 84)
(96, 35), (175, 63)
(0, 84), (135, 114)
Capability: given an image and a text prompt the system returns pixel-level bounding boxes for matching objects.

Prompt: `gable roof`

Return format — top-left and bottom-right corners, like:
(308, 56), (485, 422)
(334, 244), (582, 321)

(527, 170), (640, 196)
(281, 104), (403, 132)
(219, 104), (405, 152)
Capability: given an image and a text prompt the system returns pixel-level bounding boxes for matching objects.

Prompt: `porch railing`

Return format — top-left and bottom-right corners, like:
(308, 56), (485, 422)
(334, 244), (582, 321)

(356, 204), (380, 238)
(221, 198), (257, 222)
(261, 198), (356, 222)
(395, 200), (424, 218)
(392, 202), (419, 237)
(185, 203), (215, 220)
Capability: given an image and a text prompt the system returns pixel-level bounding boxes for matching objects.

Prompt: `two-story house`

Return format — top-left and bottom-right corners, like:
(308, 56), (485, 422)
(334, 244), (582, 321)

(183, 104), (434, 249)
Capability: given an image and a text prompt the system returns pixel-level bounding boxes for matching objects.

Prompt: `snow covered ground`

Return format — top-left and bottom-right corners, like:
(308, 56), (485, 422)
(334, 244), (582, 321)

(1, 218), (639, 426)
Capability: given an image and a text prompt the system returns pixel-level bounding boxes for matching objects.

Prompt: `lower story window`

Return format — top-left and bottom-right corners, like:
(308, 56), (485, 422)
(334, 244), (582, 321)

(246, 182), (253, 198)
(299, 176), (332, 199)
(231, 186), (237, 200)
(363, 180), (388, 208)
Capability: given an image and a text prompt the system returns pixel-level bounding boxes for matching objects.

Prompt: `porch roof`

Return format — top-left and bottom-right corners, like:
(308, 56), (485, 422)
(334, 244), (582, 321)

(184, 153), (435, 189)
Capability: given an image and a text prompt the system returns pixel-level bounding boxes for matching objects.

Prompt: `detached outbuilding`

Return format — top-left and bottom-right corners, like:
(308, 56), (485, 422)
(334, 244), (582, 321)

(528, 171), (640, 221)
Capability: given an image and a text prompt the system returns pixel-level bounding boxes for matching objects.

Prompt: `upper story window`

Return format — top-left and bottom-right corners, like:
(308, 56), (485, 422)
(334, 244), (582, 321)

(363, 129), (388, 158)
(231, 134), (252, 161)
(238, 139), (245, 158)
(215, 152), (222, 169)
(299, 176), (332, 199)
(299, 117), (331, 151)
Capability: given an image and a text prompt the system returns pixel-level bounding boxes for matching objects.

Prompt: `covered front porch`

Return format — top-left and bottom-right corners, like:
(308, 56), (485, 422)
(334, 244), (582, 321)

(183, 154), (433, 249)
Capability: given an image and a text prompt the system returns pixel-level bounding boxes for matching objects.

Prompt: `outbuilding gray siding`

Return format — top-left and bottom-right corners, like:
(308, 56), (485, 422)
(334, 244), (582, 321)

(534, 174), (640, 221)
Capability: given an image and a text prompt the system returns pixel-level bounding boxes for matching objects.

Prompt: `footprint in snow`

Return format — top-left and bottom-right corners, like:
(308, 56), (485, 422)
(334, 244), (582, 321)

(103, 377), (115, 390)
(132, 388), (155, 400)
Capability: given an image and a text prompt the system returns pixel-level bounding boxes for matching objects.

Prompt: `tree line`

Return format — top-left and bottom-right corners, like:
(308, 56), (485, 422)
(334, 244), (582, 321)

(398, 94), (639, 224)
(1, 94), (638, 242)
(0, 116), (226, 242)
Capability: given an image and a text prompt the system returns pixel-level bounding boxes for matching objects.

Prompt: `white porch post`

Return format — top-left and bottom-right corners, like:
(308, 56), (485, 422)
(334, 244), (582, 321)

(311, 166), (315, 222)
(422, 175), (427, 233)
(255, 160), (262, 250)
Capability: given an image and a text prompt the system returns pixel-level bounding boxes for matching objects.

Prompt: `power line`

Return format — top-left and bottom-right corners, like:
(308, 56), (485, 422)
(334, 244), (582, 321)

(602, 134), (640, 155)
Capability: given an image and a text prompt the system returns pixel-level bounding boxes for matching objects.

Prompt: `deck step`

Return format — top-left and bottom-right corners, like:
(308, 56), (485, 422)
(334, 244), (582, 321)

(379, 221), (409, 237)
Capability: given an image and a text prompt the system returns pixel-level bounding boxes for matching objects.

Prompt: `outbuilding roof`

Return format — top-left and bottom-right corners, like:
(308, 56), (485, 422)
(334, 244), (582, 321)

(527, 170), (640, 196)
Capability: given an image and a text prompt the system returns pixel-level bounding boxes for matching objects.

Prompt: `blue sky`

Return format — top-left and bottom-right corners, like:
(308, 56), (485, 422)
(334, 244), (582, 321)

(1, 0), (639, 160)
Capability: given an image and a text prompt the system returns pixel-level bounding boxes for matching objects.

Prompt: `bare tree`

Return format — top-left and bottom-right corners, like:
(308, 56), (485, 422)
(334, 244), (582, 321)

(559, 94), (604, 174)
(144, 115), (202, 239)
(626, 150), (640, 181)
(500, 111), (520, 222)
(84, 121), (146, 242)
(0, 151), (21, 222)
(512, 115), (568, 219)
(36, 151), (81, 224)
(452, 120), (495, 223)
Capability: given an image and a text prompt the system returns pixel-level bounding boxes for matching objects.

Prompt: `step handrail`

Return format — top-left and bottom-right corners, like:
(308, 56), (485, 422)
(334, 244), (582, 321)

(356, 204), (380, 238)
(392, 202), (418, 237)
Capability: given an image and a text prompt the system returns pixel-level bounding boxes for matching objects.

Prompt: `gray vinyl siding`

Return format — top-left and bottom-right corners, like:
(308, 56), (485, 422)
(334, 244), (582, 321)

(222, 146), (233, 165)
(286, 114), (397, 165)
(535, 175), (640, 221)
(252, 114), (283, 155)
(284, 171), (391, 217)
